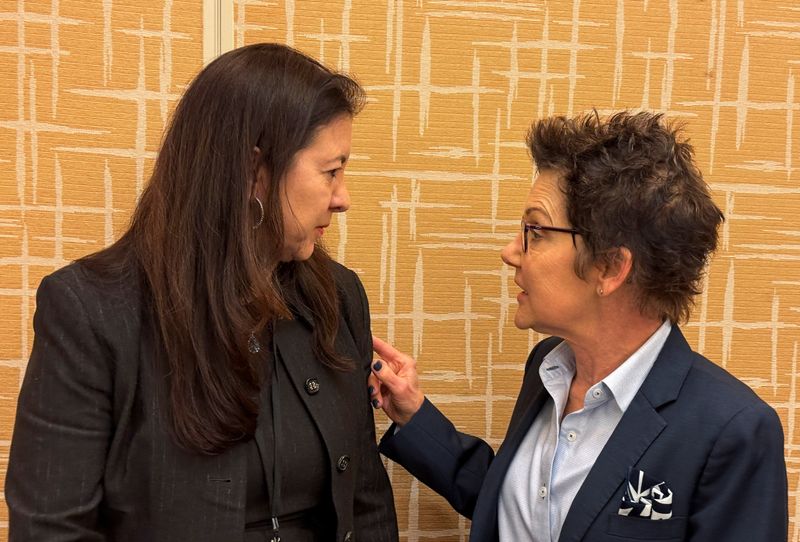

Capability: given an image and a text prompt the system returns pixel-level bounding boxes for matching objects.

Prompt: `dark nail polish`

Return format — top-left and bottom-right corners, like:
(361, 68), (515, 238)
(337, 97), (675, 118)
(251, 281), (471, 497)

(368, 385), (375, 395)
(373, 361), (382, 371)
(371, 399), (379, 408)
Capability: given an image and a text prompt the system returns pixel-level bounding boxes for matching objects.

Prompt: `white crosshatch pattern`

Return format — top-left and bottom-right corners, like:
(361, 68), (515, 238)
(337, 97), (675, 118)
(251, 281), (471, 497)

(1, 1), (799, 541)
(0, 0), (204, 535)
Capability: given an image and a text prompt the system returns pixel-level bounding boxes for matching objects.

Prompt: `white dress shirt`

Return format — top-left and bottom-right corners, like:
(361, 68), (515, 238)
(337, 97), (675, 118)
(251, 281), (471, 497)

(498, 321), (672, 541)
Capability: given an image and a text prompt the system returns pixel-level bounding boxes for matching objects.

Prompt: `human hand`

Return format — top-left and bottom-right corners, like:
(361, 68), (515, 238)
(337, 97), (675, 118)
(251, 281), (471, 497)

(368, 336), (425, 426)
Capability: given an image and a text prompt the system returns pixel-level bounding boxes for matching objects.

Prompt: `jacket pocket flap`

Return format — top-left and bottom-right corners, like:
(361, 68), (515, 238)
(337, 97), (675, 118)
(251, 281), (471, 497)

(606, 514), (687, 540)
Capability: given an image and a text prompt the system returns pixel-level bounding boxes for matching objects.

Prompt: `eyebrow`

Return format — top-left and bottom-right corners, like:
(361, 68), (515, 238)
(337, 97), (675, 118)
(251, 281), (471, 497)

(523, 205), (553, 223)
(322, 155), (349, 167)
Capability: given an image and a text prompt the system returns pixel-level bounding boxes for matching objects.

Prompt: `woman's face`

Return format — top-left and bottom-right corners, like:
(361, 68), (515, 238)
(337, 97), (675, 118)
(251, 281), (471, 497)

(500, 169), (597, 337)
(278, 114), (353, 262)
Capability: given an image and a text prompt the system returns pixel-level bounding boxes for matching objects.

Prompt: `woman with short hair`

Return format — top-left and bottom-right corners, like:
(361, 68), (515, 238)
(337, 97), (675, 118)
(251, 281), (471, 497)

(370, 111), (787, 542)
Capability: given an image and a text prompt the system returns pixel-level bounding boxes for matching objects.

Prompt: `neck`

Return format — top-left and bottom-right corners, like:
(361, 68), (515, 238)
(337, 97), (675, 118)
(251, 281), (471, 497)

(567, 313), (664, 388)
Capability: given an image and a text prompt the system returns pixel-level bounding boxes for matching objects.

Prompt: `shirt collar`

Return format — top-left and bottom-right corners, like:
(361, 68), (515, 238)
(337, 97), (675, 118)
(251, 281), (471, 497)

(602, 320), (672, 412)
(538, 320), (672, 413)
(539, 341), (576, 386)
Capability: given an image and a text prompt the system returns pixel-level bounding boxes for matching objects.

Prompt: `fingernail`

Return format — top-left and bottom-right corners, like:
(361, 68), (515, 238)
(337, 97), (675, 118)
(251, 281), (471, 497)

(368, 385), (375, 395)
(371, 399), (380, 408)
(373, 361), (382, 371)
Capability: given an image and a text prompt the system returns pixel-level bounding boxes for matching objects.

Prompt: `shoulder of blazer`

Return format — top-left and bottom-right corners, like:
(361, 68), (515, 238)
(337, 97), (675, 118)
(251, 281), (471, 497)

(649, 327), (780, 422)
(49, 260), (146, 315)
(42, 261), (147, 346)
(329, 259), (364, 301)
(327, 260), (370, 356)
(33, 261), (150, 435)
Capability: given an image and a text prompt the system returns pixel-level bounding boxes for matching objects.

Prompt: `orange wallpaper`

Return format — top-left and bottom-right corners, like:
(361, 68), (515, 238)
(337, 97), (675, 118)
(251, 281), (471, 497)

(2, 1), (799, 541)
(0, 0), (204, 537)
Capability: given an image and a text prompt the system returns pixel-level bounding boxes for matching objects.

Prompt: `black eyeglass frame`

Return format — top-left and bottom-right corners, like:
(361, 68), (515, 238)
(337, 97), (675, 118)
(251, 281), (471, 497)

(521, 220), (582, 251)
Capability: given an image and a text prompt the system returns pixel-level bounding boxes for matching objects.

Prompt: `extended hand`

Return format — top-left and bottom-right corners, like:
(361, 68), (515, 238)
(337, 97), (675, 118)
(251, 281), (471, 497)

(368, 336), (425, 426)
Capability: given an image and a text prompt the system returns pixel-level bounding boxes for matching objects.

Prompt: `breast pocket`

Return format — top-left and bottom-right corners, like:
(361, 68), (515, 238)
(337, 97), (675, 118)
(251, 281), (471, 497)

(606, 514), (687, 540)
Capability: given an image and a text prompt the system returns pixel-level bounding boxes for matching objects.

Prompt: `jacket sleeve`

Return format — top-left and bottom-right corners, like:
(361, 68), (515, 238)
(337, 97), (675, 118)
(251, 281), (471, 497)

(376, 339), (559, 520)
(378, 398), (495, 520)
(6, 273), (113, 541)
(344, 271), (399, 541)
(688, 401), (788, 541)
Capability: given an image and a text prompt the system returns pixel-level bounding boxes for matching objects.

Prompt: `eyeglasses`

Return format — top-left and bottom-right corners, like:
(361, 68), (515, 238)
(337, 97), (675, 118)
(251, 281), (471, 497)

(521, 220), (582, 252)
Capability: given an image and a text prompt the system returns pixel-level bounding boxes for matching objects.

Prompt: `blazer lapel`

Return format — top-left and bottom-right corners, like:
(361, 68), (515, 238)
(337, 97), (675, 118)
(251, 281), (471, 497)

(557, 326), (694, 542)
(557, 393), (666, 542)
(271, 315), (361, 454)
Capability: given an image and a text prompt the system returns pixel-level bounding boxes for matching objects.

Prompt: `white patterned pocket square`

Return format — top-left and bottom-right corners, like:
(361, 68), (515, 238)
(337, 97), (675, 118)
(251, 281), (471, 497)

(618, 467), (673, 520)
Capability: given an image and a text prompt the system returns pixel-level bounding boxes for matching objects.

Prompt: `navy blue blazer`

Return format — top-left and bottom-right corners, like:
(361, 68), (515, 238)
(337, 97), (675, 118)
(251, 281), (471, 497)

(380, 327), (788, 541)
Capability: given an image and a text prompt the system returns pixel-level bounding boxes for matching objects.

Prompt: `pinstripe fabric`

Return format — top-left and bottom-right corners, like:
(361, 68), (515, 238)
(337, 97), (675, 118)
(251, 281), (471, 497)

(5, 261), (398, 542)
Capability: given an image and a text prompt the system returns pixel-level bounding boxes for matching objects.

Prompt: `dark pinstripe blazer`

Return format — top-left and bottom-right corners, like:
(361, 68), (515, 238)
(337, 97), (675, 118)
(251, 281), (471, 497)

(7, 260), (398, 542)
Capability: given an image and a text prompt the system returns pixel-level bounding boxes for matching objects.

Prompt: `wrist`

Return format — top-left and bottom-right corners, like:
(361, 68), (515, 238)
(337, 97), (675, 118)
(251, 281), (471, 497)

(396, 394), (425, 427)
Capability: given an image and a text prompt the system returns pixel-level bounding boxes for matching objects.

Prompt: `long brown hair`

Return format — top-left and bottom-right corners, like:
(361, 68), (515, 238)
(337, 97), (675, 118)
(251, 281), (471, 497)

(81, 43), (365, 454)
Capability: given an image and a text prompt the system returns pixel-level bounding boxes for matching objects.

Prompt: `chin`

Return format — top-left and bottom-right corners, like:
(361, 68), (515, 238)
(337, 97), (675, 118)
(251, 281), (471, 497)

(293, 244), (316, 262)
(514, 309), (548, 333)
(513, 311), (532, 330)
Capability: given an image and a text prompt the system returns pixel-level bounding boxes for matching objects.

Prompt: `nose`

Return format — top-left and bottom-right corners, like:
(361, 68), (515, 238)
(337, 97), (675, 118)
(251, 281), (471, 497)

(331, 179), (351, 213)
(501, 232), (522, 268)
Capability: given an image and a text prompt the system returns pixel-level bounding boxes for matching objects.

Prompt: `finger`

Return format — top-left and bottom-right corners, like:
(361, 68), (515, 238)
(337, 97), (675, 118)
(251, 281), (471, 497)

(372, 336), (415, 376)
(370, 357), (404, 393)
(367, 372), (382, 408)
(372, 335), (405, 362)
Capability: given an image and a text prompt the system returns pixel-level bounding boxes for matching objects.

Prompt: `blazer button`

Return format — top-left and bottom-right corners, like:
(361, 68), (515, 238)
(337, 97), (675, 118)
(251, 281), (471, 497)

(343, 531), (353, 542)
(336, 455), (350, 472)
(304, 378), (320, 395)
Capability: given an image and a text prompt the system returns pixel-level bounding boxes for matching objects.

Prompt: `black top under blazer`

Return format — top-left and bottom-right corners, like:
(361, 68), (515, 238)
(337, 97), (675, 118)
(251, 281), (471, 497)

(6, 260), (398, 542)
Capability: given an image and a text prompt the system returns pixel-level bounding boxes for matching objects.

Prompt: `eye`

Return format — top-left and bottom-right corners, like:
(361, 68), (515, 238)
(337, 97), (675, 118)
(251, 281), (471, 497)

(529, 225), (544, 240)
(327, 168), (341, 180)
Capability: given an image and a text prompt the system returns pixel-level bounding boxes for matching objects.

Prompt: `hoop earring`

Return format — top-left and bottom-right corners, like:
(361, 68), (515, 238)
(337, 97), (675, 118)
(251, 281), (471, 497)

(252, 197), (264, 229)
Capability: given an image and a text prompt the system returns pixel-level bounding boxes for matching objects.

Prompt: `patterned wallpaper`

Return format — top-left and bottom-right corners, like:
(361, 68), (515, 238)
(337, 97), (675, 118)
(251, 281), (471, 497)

(1, 1), (799, 541)
(0, 0), (204, 537)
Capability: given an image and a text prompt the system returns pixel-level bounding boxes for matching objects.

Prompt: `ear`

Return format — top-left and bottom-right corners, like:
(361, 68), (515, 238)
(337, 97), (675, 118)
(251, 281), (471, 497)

(595, 246), (633, 297)
(251, 146), (268, 200)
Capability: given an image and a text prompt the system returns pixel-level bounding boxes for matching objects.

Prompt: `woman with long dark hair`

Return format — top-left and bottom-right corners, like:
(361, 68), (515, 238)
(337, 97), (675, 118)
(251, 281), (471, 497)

(7, 43), (398, 542)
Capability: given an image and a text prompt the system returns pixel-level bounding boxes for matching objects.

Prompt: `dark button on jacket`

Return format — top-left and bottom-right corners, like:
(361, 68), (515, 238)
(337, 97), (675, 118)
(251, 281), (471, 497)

(304, 378), (320, 395)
